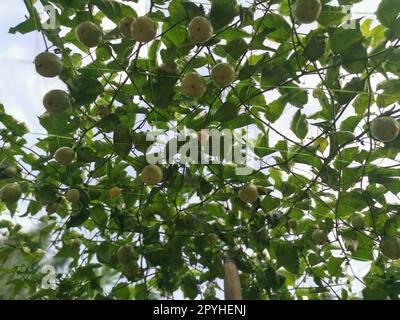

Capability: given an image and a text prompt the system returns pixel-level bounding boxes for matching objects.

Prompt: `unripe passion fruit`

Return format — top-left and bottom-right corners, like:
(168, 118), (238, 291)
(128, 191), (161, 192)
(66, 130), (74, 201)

(181, 72), (206, 98)
(130, 16), (157, 43)
(43, 90), (71, 113)
(119, 17), (135, 38)
(72, 238), (81, 249)
(188, 16), (213, 44)
(65, 189), (80, 203)
(370, 116), (400, 142)
(117, 244), (135, 264)
(351, 214), (365, 229)
(211, 63), (236, 87)
(312, 229), (327, 245)
(34, 52), (63, 78)
(109, 186), (122, 198)
(121, 260), (139, 279)
(54, 147), (75, 165)
(141, 165), (163, 185)
(380, 237), (400, 260)
(76, 21), (102, 47)
(293, 0), (322, 24)
(238, 183), (258, 204)
(0, 182), (22, 203)
(3, 165), (17, 178)
(288, 218), (299, 230)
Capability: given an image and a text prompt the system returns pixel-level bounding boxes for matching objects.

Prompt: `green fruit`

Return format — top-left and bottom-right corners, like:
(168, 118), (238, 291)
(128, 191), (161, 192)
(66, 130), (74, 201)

(65, 189), (80, 203)
(97, 105), (110, 118)
(370, 116), (400, 142)
(176, 215), (196, 230)
(188, 16), (213, 44)
(96, 244), (113, 264)
(46, 202), (60, 214)
(118, 17), (135, 38)
(380, 237), (400, 260)
(34, 52), (63, 78)
(313, 87), (323, 98)
(293, 0), (321, 24)
(288, 218), (299, 230)
(207, 233), (219, 245)
(211, 63), (236, 87)
(130, 16), (157, 43)
(117, 244), (135, 264)
(340, 227), (359, 252)
(3, 165), (17, 178)
(0, 182), (22, 203)
(312, 229), (327, 245)
(76, 21), (102, 47)
(54, 147), (75, 165)
(72, 238), (81, 249)
(159, 62), (179, 75)
(141, 165), (163, 185)
(351, 214), (365, 229)
(238, 183), (258, 204)
(43, 90), (71, 113)
(121, 216), (137, 232)
(109, 186), (121, 198)
(121, 260), (139, 279)
(181, 73), (206, 98)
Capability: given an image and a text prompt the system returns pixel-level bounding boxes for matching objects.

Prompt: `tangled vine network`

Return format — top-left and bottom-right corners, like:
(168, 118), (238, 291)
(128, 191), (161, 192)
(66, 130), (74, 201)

(0, 0), (400, 300)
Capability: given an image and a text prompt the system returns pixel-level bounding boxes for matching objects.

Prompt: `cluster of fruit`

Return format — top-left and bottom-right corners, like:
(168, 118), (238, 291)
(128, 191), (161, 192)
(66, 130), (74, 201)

(1, 0), (323, 213)
(117, 244), (139, 279)
(28, 13), (242, 209)
(51, 145), (163, 206)
(32, 17), (168, 205)
(3, 2), (400, 297)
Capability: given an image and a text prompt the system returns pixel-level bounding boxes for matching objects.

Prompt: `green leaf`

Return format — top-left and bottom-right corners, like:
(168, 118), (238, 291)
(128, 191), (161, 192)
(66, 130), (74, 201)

(181, 273), (198, 299)
(337, 190), (368, 217)
(213, 102), (239, 122)
(168, 0), (204, 24)
(67, 208), (90, 228)
(340, 115), (362, 132)
(35, 183), (58, 205)
(329, 27), (364, 55)
(113, 126), (132, 159)
(376, 0), (400, 28)
(275, 242), (300, 274)
(341, 44), (368, 74)
(209, 0), (239, 30)
(327, 257), (344, 277)
(336, 77), (365, 106)
(362, 287), (388, 300)
(290, 110), (308, 140)
(91, 0), (137, 23)
(254, 132), (274, 157)
(265, 96), (288, 123)
(303, 35), (326, 61)
(67, 75), (104, 105)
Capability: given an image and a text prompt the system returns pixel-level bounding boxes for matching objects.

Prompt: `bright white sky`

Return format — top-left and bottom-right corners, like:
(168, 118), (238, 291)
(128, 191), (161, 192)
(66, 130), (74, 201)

(0, 0), (382, 299)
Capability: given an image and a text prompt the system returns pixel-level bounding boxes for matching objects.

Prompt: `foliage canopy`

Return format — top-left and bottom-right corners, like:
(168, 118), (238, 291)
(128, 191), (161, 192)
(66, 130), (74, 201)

(1, 0), (400, 300)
